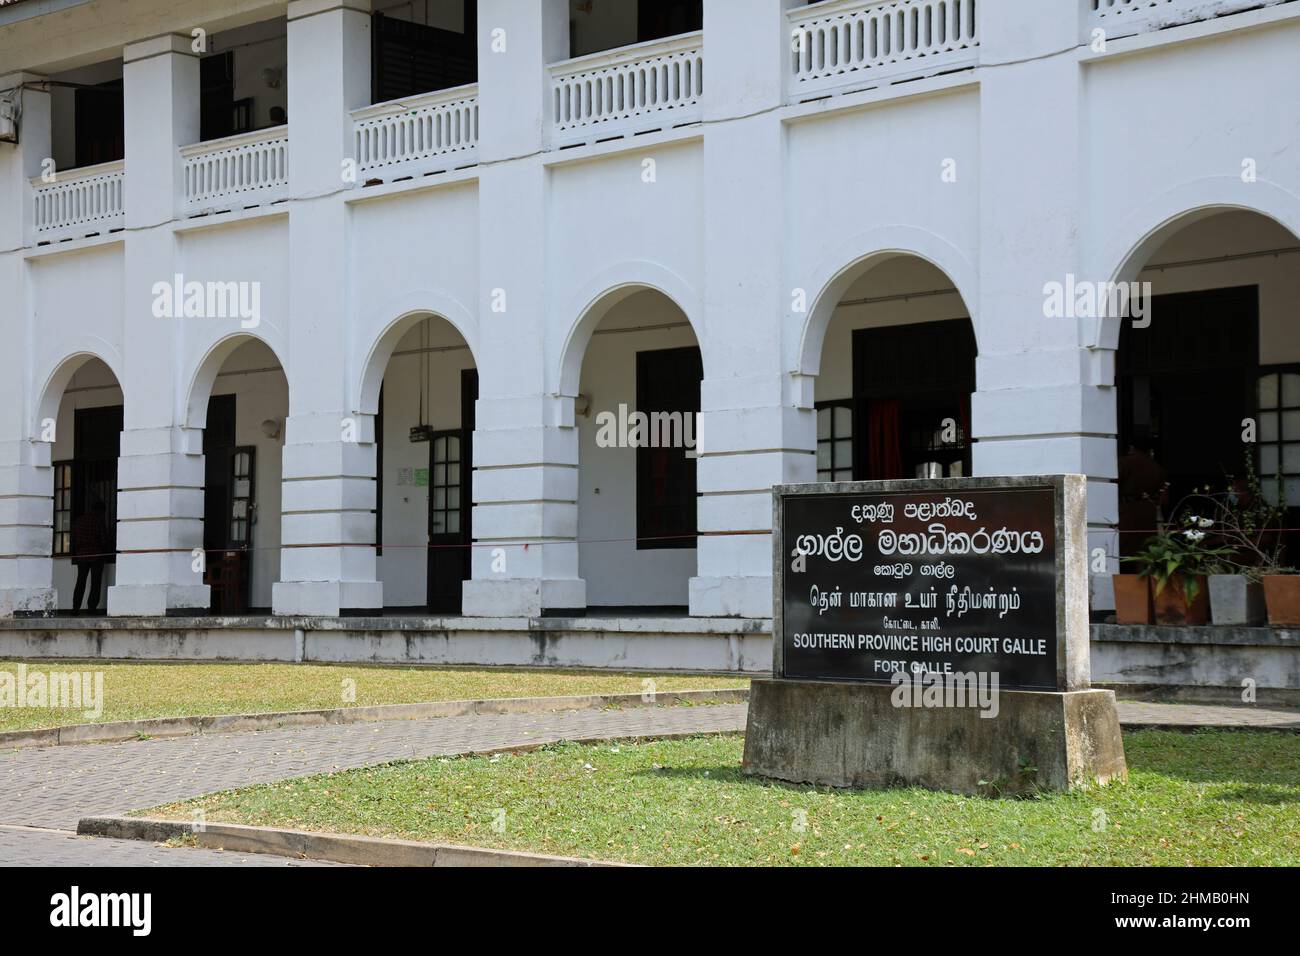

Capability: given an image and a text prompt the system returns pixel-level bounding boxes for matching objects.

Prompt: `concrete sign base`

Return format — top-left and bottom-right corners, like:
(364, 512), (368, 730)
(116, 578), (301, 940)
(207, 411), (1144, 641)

(743, 677), (1128, 796)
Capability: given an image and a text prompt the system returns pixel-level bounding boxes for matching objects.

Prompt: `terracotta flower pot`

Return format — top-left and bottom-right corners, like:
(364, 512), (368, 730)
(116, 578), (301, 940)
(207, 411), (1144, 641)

(1262, 575), (1300, 627)
(1152, 574), (1209, 626)
(1112, 574), (1152, 625)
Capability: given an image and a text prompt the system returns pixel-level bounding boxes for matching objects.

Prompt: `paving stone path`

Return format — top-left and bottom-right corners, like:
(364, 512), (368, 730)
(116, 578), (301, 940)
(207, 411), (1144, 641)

(0, 824), (339, 866)
(0, 697), (1292, 866)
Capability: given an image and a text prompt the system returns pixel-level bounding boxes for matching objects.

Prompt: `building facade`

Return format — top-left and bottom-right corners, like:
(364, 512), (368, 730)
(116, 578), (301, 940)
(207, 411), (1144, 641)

(2, 0), (1299, 623)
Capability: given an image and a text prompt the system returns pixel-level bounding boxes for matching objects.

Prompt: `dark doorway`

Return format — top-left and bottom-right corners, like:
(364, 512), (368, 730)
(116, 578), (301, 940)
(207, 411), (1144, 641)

(199, 51), (254, 141)
(636, 345), (702, 550)
(1118, 285), (1259, 516)
(372, 3), (478, 104)
(69, 405), (123, 560)
(74, 80), (124, 168)
(203, 394), (255, 614)
(637, 0), (703, 42)
(852, 319), (976, 480)
(426, 369), (477, 613)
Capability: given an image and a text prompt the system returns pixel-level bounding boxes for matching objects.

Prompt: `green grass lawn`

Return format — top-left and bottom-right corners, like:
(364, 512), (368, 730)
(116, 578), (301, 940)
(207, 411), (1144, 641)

(145, 729), (1300, 866)
(0, 660), (746, 733)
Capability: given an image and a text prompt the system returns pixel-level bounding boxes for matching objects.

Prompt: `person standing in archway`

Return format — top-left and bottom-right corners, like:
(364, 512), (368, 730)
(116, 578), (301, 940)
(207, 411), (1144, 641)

(71, 498), (110, 614)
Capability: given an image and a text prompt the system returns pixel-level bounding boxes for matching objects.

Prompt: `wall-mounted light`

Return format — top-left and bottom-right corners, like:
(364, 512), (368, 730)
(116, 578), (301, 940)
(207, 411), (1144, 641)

(261, 419), (281, 440)
(261, 67), (283, 90)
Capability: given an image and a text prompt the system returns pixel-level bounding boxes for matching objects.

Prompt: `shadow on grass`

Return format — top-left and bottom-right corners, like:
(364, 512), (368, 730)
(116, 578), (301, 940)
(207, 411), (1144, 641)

(633, 764), (1054, 802)
(634, 731), (1300, 803)
(1122, 729), (1300, 789)
(1207, 785), (1300, 805)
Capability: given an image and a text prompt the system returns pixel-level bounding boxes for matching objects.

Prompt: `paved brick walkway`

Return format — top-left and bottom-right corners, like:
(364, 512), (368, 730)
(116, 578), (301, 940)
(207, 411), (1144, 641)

(1, 704), (748, 832)
(1116, 700), (1300, 729)
(1, 697), (1293, 866)
(0, 825), (339, 866)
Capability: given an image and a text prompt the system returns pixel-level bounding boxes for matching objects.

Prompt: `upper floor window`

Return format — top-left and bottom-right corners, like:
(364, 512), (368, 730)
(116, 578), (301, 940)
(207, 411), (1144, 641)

(199, 18), (288, 140)
(371, 0), (478, 104)
(569, 0), (702, 58)
(48, 59), (123, 171)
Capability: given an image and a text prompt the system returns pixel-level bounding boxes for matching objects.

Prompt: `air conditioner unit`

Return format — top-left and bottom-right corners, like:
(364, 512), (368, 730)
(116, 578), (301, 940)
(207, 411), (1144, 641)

(0, 92), (18, 144)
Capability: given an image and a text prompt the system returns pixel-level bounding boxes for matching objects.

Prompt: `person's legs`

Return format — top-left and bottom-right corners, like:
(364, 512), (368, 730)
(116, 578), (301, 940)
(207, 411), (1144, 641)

(87, 561), (105, 611)
(72, 563), (89, 612)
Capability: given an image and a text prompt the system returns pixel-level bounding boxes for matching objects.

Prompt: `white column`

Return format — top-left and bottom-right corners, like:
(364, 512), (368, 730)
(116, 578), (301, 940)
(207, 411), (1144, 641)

(272, 0), (382, 615)
(690, 0), (811, 618)
(0, 72), (55, 616)
(462, 0), (582, 616)
(108, 37), (208, 616)
(970, 0), (1118, 608)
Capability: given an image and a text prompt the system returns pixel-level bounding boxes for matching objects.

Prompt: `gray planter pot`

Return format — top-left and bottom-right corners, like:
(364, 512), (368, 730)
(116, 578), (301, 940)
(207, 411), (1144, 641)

(1208, 574), (1266, 626)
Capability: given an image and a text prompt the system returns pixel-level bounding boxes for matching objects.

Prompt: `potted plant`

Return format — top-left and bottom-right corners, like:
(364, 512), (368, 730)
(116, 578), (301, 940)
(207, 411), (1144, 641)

(1208, 567), (1267, 626)
(1171, 457), (1280, 626)
(1121, 523), (1233, 626)
(1111, 568), (1152, 625)
(1195, 455), (1293, 626)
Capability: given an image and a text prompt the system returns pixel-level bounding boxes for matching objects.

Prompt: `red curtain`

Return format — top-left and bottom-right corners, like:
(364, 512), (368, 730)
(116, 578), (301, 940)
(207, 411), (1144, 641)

(867, 400), (903, 479)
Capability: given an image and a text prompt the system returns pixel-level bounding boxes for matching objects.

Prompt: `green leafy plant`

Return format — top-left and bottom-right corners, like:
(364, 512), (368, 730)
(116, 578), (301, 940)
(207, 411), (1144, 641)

(1121, 523), (1235, 605)
(1170, 451), (1292, 580)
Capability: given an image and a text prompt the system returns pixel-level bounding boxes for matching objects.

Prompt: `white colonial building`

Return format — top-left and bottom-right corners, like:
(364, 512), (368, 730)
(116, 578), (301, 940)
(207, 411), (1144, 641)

(2, 0), (1299, 648)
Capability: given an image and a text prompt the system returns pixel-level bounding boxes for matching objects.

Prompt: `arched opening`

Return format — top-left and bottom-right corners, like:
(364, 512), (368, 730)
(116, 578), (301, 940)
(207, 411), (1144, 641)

(370, 314), (477, 613)
(812, 254), (977, 482)
(576, 288), (702, 611)
(188, 337), (289, 614)
(45, 356), (123, 613)
(1113, 209), (1300, 558)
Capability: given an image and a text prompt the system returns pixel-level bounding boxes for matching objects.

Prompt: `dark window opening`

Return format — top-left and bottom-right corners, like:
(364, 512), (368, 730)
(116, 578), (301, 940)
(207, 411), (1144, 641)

(637, 0), (703, 43)
(1118, 286), (1258, 508)
(636, 346), (701, 550)
(52, 462), (74, 557)
(56, 405), (123, 562)
(425, 368), (477, 613)
(74, 80), (124, 168)
(372, 3), (478, 104)
(200, 51), (256, 141)
(203, 394), (255, 614)
(816, 400), (854, 483)
(1257, 366), (1300, 507)
(851, 319), (975, 481)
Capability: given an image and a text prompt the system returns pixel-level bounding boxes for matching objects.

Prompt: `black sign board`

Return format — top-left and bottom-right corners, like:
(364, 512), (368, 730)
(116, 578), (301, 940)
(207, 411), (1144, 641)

(777, 482), (1060, 691)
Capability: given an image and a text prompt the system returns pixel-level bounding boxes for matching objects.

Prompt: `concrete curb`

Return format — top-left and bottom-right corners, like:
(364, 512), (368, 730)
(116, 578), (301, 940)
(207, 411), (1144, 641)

(0, 687), (749, 751)
(76, 815), (630, 867)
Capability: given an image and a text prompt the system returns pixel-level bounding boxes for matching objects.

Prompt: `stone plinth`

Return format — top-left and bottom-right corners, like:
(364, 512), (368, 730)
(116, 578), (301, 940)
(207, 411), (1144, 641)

(743, 677), (1127, 796)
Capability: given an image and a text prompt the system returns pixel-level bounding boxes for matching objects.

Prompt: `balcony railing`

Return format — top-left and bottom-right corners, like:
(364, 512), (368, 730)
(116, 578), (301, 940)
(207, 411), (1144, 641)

(30, 160), (125, 243)
(549, 32), (704, 148)
(1086, 0), (1295, 39)
(351, 84), (479, 182)
(788, 0), (979, 102)
(180, 126), (289, 217)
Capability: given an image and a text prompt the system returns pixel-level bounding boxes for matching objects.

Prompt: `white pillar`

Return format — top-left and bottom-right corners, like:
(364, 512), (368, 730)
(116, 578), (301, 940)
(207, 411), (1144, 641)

(970, 0), (1118, 609)
(690, 0), (812, 618)
(462, 0), (583, 617)
(0, 72), (56, 616)
(108, 37), (208, 616)
(272, 0), (382, 615)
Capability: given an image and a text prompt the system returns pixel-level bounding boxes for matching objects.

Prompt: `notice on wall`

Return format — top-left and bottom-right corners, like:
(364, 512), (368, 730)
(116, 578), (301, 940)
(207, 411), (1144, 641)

(778, 485), (1059, 690)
